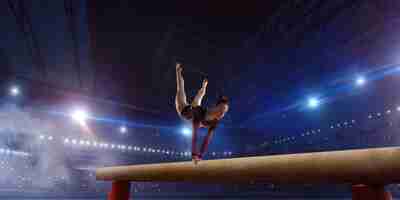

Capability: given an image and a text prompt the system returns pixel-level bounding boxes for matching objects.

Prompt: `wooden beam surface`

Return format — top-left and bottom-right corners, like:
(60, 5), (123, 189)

(96, 147), (400, 184)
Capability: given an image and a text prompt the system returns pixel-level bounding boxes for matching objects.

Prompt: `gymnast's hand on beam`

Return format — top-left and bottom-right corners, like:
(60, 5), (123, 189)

(192, 155), (201, 165)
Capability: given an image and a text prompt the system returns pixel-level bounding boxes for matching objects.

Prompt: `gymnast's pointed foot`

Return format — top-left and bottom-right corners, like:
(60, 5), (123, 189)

(176, 63), (183, 74)
(202, 79), (208, 88)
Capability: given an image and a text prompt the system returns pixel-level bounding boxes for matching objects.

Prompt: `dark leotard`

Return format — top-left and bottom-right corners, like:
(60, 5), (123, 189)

(181, 105), (218, 130)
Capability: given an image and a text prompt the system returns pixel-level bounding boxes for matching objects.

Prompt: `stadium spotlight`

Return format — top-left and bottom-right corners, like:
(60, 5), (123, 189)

(181, 127), (191, 136)
(48, 136), (53, 141)
(64, 138), (69, 144)
(397, 106), (400, 112)
(39, 135), (45, 140)
(10, 85), (20, 97)
(70, 108), (89, 124)
(307, 97), (320, 108)
(356, 76), (366, 86)
(119, 126), (127, 134)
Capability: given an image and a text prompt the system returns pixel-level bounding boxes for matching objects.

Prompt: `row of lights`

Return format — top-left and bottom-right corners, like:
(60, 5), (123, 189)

(0, 148), (29, 157)
(64, 138), (233, 157)
(272, 105), (400, 146)
(330, 120), (356, 129)
(367, 108), (400, 119)
(63, 137), (185, 156)
(39, 135), (53, 141)
(273, 129), (322, 145)
(39, 135), (233, 158)
(324, 106), (398, 131)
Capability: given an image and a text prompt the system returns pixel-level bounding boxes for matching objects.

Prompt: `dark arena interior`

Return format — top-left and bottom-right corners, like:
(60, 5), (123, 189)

(1, 0), (400, 200)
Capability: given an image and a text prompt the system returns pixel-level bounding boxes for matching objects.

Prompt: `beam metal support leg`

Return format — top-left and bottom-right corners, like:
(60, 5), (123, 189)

(108, 181), (131, 200)
(352, 184), (392, 200)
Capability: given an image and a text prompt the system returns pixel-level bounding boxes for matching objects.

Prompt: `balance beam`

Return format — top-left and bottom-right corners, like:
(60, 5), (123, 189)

(97, 147), (399, 200)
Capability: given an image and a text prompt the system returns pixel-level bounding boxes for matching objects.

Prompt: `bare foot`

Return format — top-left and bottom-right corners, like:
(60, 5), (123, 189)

(202, 79), (208, 88)
(176, 63), (183, 73)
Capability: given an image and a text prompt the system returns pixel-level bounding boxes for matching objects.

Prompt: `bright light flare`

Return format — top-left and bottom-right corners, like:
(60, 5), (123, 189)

(356, 76), (366, 86)
(70, 109), (89, 124)
(308, 97), (320, 108)
(10, 86), (20, 96)
(181, 127), (191, 136)
(119, 126), (127, 134)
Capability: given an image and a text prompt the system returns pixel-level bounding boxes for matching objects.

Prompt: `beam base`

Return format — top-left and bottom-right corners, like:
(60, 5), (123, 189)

(108, 181), (131, 200)
(352, 184), (392, 200)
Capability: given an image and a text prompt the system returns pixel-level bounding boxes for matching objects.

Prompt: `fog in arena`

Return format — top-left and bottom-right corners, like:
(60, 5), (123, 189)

(0, 103), (115, 189)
